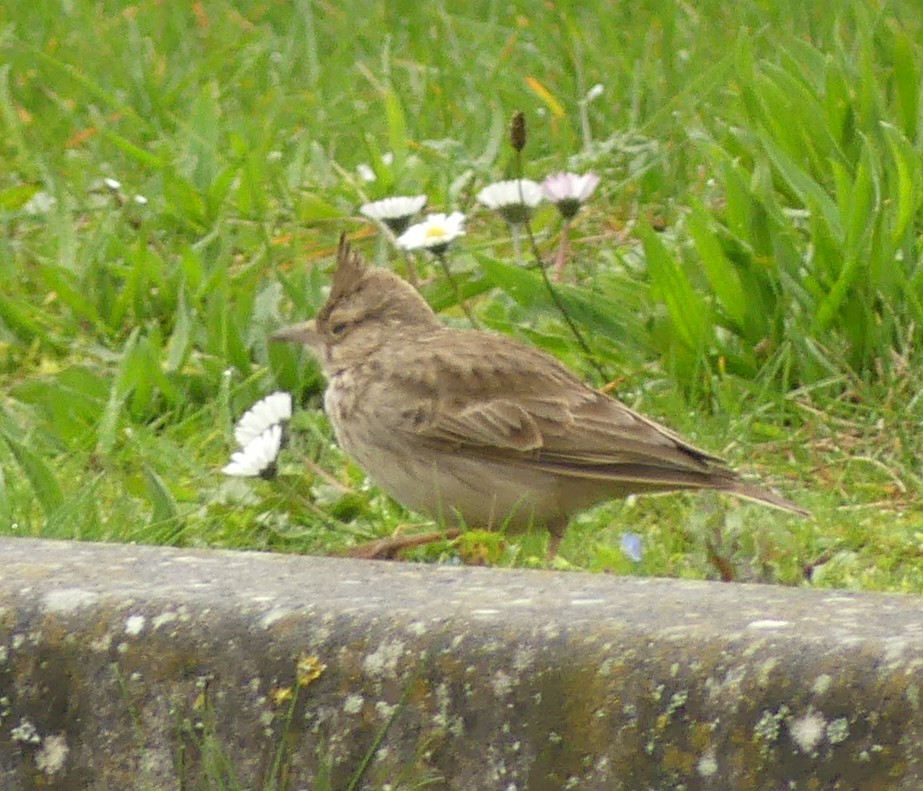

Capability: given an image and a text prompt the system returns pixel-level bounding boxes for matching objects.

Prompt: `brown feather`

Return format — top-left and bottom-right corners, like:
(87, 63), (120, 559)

(272, 241), (810, 548)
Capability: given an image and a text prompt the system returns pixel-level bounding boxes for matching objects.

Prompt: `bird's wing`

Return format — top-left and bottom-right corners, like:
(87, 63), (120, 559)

(389, 333), (725, 476)
(423, 399), (544, 451)
(381, 333), (806, 512)
(417, 388), (722, 474)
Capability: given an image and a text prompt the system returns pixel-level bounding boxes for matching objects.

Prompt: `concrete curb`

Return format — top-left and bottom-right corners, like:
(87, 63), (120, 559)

(0, 537), (920, 790)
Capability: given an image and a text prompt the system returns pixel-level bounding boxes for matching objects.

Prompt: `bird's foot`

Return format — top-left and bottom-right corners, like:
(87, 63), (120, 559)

(344, 527), (462, 560)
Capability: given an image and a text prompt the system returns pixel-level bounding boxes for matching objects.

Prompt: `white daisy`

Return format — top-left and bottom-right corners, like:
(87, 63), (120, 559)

(396, 211), (466, 254)
(476, 179), (543, 225)
(222, 425), (284, 479)
(233, 391), (293, 447)
(360, 195), (428, 236)
(541, 172), (600, 220)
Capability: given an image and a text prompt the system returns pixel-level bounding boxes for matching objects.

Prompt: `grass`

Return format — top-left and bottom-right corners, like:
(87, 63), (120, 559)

(0, 0), (922, 591)
(173, 653), (433, 791)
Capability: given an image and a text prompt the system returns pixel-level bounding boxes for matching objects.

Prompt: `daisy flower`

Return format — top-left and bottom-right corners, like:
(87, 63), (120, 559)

(222, 424), (284, 479)
(541, 172), (600, 220)
(223, 392), (293, 480)
(476, 179), (543, 226)
(360, 195), (428, 236)
(396, 211), (466, 255)
(233, 391), (293, 447)
(541, 172), (600, 280)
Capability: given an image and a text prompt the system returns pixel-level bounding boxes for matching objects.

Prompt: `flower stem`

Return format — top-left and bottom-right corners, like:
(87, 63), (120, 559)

(401, 250), (419, 288)
(511, 147), (606, 383)
(553, 220), (570, 281)
(511, 223), (523, 265)
(435, 252), (477, 328)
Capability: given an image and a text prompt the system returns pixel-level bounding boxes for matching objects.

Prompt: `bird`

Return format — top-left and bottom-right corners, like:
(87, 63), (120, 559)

(272, 235), (808, 558)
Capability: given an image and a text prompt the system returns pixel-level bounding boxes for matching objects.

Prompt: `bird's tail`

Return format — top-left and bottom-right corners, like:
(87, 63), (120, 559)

(722, 480), (811, 517)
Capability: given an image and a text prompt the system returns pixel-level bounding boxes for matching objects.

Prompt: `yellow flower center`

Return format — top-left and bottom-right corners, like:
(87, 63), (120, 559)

(425, 226), (448, 239)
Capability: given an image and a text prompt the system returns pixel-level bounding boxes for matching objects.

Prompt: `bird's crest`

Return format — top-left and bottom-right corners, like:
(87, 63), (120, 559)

(328, 233), (366, 304)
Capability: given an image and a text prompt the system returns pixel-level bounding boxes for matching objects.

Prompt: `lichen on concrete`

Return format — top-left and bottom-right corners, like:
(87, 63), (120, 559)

(0, 537), (921, 790)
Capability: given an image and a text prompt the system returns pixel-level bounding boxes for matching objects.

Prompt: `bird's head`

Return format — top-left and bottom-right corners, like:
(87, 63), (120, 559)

(271, 234), (440, 371)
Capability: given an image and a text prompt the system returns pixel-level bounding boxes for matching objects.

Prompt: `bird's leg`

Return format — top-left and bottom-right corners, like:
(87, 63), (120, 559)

(545, 531), (564, 561)
(345, 527), (462, 561)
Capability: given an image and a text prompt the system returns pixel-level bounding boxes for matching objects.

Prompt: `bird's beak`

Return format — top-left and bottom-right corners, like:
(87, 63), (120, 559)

(270, 320), (319, 346)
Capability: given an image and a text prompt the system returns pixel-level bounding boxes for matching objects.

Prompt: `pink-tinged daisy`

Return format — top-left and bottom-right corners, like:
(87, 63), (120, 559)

(541, 172), (600, 220)
(396, 211), (466, 255)
(360, 195), (428, 236)
(476, 179), (544, 226)
(541, 172), (600, 279)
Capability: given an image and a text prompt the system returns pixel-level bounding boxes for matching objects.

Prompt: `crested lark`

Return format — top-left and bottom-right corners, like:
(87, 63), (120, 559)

(272, 236), (808, 557)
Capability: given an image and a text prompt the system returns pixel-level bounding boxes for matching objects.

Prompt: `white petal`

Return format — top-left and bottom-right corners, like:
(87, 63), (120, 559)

(476, 179), (543, 209)
(222, 425), (283, 476)
(540, 172), (573, 201)
(360, 195), (427, 221)
(234, 392), (293, 447)
(396, 211), (466, 250)
(573, 172), (601, 201)
(540, 171), (600, 203)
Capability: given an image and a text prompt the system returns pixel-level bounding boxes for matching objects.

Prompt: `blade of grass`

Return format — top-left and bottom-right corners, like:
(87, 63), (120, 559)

(1, 432), (63, 518)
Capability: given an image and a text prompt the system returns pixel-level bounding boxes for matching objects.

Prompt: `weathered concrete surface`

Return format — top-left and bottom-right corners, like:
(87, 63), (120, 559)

(0, 538), (921, 790)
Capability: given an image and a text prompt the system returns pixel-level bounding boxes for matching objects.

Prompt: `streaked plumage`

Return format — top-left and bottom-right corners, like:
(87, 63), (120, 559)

(272, 236), (807, 555)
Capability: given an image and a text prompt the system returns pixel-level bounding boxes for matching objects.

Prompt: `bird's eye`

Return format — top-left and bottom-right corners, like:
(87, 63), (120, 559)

(330, 321), (348, 336)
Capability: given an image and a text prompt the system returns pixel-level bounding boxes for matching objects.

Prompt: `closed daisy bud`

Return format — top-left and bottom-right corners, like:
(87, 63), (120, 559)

(509, 110), (526, 152)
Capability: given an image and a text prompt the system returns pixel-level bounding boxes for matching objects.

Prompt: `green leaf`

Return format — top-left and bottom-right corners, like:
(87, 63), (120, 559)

(39, 264), (104, 330)
(890, 23), (919, 140)
(640, 225), (711, 354)
(760, 135), (843, 240)
(383, 88), (408, 169)
(687, 200), (747, 331)
(475, 254), (637, 348)
(0, 183), (40, 210)
(811, 251), (863, 333)
(101, 128), (168, 169)
(881, 122), (922, 247)
(143, 465), (179, 527)
(97, 328), (140, 456)
(1, 432), (63, 518)
(0, 297), (60, 348)
(165, 290), (193, 373)
(295, 194), (344, 223)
